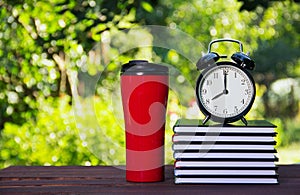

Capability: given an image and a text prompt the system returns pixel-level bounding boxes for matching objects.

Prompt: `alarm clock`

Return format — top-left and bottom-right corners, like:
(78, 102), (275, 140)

(195, 39), (256, 125)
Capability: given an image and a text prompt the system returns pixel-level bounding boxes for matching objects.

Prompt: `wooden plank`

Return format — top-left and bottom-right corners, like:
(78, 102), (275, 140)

(0, 165), (300, 194)
(278, 165), (300, 178)
(0, 166), (126, 178)
(1, 182), (300, 195)
(1, 165), (299, 178)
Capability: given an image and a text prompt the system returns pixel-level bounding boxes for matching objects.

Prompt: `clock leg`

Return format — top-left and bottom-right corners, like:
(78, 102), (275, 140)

(241, 117), (248, 126)
(203, 115), (211, 125)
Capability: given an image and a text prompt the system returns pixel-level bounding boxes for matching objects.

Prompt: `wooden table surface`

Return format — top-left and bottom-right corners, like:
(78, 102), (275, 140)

(0, 165), (300, 194)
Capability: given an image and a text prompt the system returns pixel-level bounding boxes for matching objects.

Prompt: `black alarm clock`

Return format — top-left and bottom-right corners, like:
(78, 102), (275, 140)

(195, 39), (256, 125)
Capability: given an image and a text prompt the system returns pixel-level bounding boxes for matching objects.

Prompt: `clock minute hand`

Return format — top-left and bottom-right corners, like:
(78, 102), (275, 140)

(223, 70), (229, 94)
(212, 70), (229, 101)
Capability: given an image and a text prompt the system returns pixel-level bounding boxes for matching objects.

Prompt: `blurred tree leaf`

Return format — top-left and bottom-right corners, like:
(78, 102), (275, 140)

(238, 0), (300, 11)
(0, 0), (157, 128)
(1, 0), (300, 167)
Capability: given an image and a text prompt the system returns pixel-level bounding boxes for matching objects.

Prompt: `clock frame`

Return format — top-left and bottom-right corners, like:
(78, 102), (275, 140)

(196, 61), (256, 125)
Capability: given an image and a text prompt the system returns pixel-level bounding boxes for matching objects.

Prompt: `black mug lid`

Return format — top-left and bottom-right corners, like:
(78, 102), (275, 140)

(121, 60), (168, 75)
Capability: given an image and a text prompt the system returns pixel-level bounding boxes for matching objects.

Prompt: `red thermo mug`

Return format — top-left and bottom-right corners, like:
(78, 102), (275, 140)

(120, 60), (169, 182)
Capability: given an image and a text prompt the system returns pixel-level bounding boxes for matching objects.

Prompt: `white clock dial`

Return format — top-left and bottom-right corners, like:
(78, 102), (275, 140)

(198, 64), (255, 119)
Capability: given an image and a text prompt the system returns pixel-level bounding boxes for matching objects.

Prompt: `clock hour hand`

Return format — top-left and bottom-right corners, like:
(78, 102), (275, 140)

(211, 91), (224, 100)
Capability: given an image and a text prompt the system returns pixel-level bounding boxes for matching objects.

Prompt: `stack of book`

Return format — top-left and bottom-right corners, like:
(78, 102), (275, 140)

(172, 119), (279, 184)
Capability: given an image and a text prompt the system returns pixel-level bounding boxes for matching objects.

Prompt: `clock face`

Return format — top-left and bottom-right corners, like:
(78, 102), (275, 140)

(196, 62), (255, 122)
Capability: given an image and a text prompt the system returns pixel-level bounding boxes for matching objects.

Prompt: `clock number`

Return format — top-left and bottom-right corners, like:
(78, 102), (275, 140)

(205, 99), (210, 104)
(223, 109), (228, 114)
(234, 72), (237, 78)
(245, 89), (250, 95)
(241, 79), (246, 85)
(241, 99), (245, 104)
(213, 73), (218, 79)
(214, 106), (218, 111)
(202, 89), (207, 95)
(234, 106), (239, 113)
(206, 80), (213, 86)
(223, 69), (229, 75)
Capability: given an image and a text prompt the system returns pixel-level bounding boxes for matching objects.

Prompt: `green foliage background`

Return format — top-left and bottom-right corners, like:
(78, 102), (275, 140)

(0, 0), (300, 168)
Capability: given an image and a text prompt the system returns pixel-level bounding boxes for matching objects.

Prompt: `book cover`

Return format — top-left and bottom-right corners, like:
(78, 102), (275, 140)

(173, 119), (277, 133)
(174, 161), (277, 168)
(174, 169), (278, 176)
(173, 149), (277, 153)
(172, 141), (277, 145)
(172, 135), (276, 142)
(173, 152), (278, 160)
(172, 144), (276, 151)
(174, 132), (278, 136)
(174, 119), (277, 127)
(174, 177), (279, 184)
